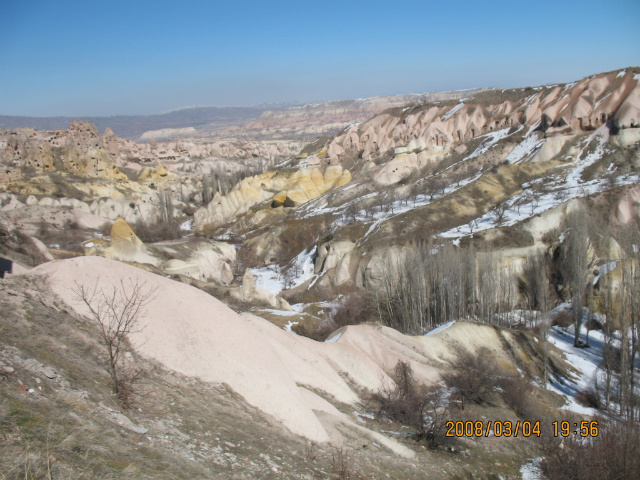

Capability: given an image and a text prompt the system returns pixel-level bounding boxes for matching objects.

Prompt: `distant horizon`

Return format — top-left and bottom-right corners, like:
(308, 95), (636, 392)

(2, 0), (639, 117)
(4, 65), (639, 120)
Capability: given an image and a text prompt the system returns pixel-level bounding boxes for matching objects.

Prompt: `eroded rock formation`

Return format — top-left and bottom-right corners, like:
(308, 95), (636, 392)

(193, 165), (351, 232)
(327, 69), (640, 185)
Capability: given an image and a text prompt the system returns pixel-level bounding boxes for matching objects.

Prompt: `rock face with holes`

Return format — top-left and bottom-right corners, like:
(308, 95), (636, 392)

(326, 70), (640, 185)
(0, 120), (127, 180)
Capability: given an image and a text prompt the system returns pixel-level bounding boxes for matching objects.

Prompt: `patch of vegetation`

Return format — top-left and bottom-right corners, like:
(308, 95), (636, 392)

(133, 218), (183, 243)
(541, 416), (640, 480)
(368, 361), (454, 449)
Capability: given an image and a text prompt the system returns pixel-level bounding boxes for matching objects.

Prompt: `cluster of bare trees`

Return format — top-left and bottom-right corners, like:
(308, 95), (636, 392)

(376, 240), (519, 335)
(134, 189), (182, 243)
(560, 209), (595, 347)
(596, 224), (640, 421)
(201, 165), (263, 205)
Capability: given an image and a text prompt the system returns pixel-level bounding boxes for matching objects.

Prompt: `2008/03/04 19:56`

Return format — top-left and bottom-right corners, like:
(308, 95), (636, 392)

(445, 420), (599, 438)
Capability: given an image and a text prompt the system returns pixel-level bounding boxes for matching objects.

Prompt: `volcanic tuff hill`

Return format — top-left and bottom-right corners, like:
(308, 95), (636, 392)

(1, 67), (640, 479)
(191, 67), (640, 297)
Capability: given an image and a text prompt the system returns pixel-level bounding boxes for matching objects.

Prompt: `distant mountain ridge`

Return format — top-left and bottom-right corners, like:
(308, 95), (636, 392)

(0, 90), (492, 141)
(0, 105), (275, 139)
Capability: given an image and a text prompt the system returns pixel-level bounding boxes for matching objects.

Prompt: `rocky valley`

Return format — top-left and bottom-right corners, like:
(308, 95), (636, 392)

(1, 67), (640, 479)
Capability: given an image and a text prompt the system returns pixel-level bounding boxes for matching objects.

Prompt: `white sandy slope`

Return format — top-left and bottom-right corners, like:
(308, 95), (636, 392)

(27, 256), (519, 455)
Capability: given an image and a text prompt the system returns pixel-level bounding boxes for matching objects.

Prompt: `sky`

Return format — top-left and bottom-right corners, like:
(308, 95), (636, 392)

(1, 0), (639, 117)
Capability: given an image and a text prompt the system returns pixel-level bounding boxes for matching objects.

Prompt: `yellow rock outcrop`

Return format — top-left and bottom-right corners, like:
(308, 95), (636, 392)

(138, 163), (171, 182)
(65, 147), (128, 181)
(102, 218), (158, 265)
(194, 166), (351, 231)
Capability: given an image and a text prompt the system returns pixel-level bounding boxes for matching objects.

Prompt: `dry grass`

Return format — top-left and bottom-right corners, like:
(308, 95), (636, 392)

(0, 272), (555, 479)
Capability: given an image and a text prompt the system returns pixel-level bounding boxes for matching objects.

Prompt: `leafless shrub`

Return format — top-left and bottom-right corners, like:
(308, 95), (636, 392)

(36, 220), (85, 251)
(133, 219), (181, 243)
(304, 441), (319, 463)
(72, 279), (156, 408)
(499, 374), (536, 418)
(541, 417), (640, 480)
(552, 310), (573, 328)
(442, 346), (501, 408)
(576, 386), (601, 409)
(329, 445), (367, 480)
(313, 293), (373, 341)
(274, 219), (320, 265)
(327, 294), (371, 329)
(369, 361), (452, 449)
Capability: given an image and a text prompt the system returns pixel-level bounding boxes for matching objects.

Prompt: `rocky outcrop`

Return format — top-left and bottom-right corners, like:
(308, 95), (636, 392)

(327, 69), (640, 184)
(161, 241), (236, 285)
(85, 218), (158, 265)
(227, 269), (292, 310)
(193, 165), (351, 232)
(615, 186), (640, 224)
(110, 219), (156, 264)
(0, 121), (127, 180)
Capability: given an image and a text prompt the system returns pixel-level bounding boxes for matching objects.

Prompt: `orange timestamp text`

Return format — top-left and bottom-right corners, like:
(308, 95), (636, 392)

(445, 420), (599, 438)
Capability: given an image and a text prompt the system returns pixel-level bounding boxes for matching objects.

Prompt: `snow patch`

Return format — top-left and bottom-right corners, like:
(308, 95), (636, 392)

(566, 125), (609, 187)
(283, 320), (299, 333)
(179, 219), (193, 231)
(442, 102), (464, 121)
(290, 246), (317, 289)
(252, 265), (285, 296)
(504, 134), (544, 164)
(425, 321), (455, 336)
(520, 457), (544, 480)
(592, 261), (617, 286)
(325, 332), (342, 343)
(262, 308), (301, 317)
(251, 246), (317, 295)
(467, 128), (514, 159)
(547, 323), (603, 416)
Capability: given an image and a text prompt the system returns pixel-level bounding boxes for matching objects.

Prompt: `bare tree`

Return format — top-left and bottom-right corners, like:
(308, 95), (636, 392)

(467, 218), (479, 234)
(561, 210), (594, 347)
(378, 240), (477, 334)
(158, 189), (175, 225)
(73, 279), (156, 407)
(342, 202), (359, 224)
(410, 182), (422, 206)
(492, 202), (509, 226)
(607, 223), (640, 420)
(424, 176), (445, 200)
(522, 249), (553, 386)
(476, 252), (499, 323)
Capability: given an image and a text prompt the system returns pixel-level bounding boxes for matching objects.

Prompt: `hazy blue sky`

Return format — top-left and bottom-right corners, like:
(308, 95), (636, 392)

(1, 0), (639, 116)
